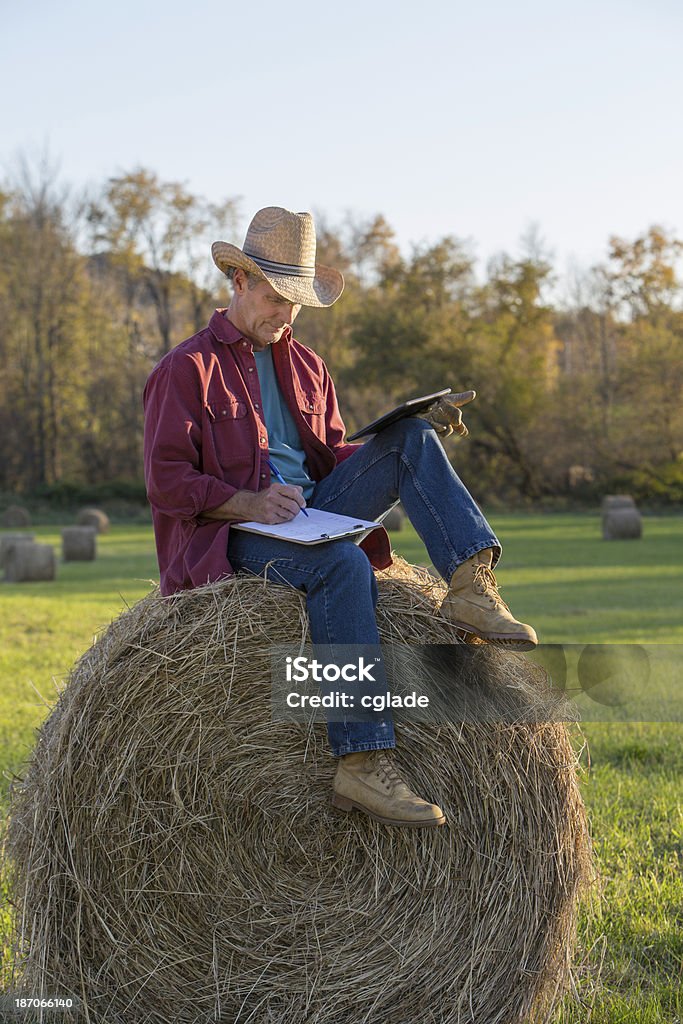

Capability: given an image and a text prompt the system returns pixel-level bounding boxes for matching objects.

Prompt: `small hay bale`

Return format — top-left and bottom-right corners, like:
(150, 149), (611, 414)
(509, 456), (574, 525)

(602, 507), (642, 540)
(4, 561), (592, 1024)
(77, 507), (110, 533)
(4, 542), (56, 582)
(62, 526), (97, 561)
(0, 533), (35, 571)
(1, 505), (31, 528)
(382, 504), (405, 531)
(601, 493), (636, 512)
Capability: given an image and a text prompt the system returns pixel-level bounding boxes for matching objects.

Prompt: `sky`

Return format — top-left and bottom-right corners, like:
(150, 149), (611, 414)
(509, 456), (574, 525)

(2, 0), (682, 284)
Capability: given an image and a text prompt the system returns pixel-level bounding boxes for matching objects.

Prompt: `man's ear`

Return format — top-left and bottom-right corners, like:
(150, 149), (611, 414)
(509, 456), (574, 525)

(233, 268), (248, 294)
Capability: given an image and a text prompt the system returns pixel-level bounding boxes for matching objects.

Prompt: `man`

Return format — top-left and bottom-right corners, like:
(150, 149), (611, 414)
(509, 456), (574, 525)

(143, 206), (537, 830)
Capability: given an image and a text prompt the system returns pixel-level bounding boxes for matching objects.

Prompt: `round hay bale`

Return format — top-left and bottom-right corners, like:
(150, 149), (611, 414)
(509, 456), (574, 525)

(1, 505), (31, 528)
(4, 541), (56, 582)
(0, 533), (35, 571)
(62, 526), (97, 561)
(600, 493), (636, 512)
(382, 504), (405, 531)
(4, 561), (592, 1024)
(77, 507), (111, 533)
(602, 507), (642, 540)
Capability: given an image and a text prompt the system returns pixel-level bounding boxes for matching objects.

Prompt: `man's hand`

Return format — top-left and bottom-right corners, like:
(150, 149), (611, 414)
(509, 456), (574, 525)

(418, 390), (476, 438)
(248, 483), (307, 523)
(202, 484), (306, 524)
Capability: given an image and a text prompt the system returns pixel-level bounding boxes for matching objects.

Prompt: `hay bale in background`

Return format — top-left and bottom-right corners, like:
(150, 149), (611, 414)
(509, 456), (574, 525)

(1, 506), (31, 528)
(601, 494), (636, 512)
(382, 504), (405, 531)
(602, 507), (642, 540)
(62, 526), (97, 561)
(77, 508), (110, 533)
(4, 562), (592, 1024)
(4, 542), (56, 582)
(0, 534), (35, 571)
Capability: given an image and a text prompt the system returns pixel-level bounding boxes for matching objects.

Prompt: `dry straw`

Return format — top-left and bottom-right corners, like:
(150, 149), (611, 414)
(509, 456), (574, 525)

(3, 560), (592, 1024)
(76, 509), (111, 534)
(0, 505), (31, 528)
(62, 527), (97, 562)
(4, 542), (56, 582)
(602, 508), (642, 540)
(0, 534), (35, 571)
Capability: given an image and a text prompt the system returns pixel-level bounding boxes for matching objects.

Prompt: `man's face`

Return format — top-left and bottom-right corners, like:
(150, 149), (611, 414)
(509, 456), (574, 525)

(230, 271), (302, 350)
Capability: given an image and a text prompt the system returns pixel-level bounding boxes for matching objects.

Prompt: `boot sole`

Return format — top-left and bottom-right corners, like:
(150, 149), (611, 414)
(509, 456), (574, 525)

(331, 792), (447, 828)
(448, 620), (537, 652)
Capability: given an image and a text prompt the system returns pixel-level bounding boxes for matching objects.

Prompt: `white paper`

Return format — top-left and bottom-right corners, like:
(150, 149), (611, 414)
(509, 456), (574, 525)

(232, 507), (381, 544)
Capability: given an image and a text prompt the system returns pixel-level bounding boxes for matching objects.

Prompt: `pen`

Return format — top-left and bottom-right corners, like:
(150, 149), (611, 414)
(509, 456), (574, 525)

(266, 458), (309, 517)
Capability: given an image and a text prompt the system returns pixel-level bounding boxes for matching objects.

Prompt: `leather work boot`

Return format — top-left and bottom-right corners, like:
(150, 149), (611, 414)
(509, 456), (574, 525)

(331, 750), (446, 828)
(440, 548), (538, 651)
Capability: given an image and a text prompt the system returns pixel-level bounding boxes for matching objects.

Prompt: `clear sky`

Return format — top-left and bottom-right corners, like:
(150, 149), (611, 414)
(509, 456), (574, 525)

(2, 0), (682, 279)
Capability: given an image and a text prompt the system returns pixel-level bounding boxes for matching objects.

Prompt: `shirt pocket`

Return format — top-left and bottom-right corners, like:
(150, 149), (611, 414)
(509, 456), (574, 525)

(211, 399), (247, 421)
(208, 399), (253, 469)
(300, 394), (326, 416)
(298, 393), (326, 441)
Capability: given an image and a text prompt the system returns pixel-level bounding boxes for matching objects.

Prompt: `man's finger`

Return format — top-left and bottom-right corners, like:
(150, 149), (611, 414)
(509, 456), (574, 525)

(279, 504), (297, 516)
(430, 405), (462, 428)
(275, 484), (305, 508)
(447, 390), (476, 408)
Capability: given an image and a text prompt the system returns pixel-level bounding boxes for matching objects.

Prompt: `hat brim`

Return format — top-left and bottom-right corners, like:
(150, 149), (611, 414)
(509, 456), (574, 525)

(211, 241), (344, 308)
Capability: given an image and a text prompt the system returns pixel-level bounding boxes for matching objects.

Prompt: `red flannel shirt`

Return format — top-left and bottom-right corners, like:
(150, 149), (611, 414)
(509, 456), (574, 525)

(143, 310), (392, 595)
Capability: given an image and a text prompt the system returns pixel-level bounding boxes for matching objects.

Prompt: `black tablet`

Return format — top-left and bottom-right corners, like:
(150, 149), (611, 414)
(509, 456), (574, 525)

(346, 389), (452, 442)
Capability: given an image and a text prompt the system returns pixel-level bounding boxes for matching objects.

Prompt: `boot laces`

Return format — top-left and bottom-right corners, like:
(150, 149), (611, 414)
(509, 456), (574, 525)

(472, 563), (510, 612)
(369, 751), (404, 788)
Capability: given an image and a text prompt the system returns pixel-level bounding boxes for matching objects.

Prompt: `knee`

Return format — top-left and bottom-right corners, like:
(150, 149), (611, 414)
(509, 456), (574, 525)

(378, 415), (435, 452)
(318, 541), (372, 586)
(325, 541), (373, 579)
(315, 542), (378, 605)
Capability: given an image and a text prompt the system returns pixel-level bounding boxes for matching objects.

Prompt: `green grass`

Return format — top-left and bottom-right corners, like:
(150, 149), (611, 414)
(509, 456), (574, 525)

(399, 511), (683, 643)
(1, 513), (682, 1021)
(0, 526), (159, 798)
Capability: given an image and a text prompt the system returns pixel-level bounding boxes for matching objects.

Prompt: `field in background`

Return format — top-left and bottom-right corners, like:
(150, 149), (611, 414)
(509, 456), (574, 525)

(1, 513), (682, 1021)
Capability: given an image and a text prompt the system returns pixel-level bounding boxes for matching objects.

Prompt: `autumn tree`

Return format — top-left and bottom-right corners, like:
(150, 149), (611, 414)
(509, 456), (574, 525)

(604, 227), (683, 471)
(0, 158), (91, 489)
(455, 248), (562, 498)
(88, 169), (238, 358)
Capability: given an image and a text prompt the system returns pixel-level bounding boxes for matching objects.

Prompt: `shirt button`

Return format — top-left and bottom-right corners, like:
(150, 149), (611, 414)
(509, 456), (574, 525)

(254, 403), (260, 410)
(248, 367), (254, 373)
(242, 341), (247, 347)
(261, 472), (266, 480)
(260, 437), (266, 444)
(309, 403), (314, 410)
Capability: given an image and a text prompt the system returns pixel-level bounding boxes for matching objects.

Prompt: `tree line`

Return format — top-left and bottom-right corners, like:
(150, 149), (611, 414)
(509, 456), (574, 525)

(1, 160), (682, 506)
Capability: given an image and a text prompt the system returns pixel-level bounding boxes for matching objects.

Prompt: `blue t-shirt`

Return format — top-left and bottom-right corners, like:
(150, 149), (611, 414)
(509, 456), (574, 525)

(253, 346), (316, 499)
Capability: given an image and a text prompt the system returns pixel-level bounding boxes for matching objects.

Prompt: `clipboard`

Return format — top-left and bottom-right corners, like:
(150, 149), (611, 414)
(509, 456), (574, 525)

(231, 507), (382, 545)
(346, 388), (452, 441)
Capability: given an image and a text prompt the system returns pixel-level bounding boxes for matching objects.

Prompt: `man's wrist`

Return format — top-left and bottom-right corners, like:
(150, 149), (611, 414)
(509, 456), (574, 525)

(201, 489), (255, 522)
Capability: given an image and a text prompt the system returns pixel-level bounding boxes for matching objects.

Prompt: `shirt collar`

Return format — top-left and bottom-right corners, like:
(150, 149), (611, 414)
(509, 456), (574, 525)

(208, 309), (244, 345)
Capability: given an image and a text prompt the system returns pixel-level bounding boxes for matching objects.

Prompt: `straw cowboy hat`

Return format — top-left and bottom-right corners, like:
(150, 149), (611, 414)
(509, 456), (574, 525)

(212, 207), (344, 308)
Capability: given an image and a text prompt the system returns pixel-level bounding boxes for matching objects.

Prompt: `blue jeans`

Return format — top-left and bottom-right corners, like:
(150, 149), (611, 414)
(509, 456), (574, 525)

(227, 418), (501, 756)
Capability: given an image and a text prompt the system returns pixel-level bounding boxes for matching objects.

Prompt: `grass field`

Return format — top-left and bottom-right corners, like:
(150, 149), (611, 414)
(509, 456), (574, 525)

(1, 513), (682, 1021)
